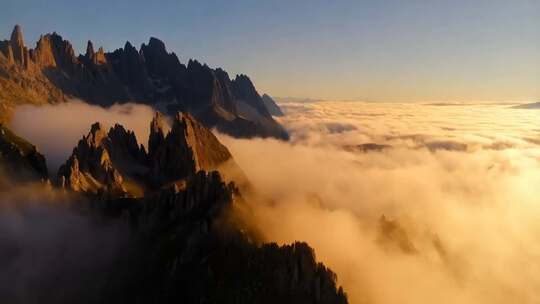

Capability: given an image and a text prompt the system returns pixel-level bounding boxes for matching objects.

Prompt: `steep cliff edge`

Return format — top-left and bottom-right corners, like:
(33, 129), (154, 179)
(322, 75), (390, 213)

(97, 170), (347, 304)
(0, 123), (48, 184)
(58, 111), (240, 197)
(262, 93), (285, 116)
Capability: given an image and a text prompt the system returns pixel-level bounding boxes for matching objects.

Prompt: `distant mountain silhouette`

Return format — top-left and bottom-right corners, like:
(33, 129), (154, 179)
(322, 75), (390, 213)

(0, 25), (288, 139)
(511, 102), (540, 109)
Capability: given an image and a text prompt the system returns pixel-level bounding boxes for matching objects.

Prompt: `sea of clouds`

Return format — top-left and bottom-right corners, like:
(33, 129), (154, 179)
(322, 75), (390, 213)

(6, 100), (540, 303)
(219, 101), (540, 304)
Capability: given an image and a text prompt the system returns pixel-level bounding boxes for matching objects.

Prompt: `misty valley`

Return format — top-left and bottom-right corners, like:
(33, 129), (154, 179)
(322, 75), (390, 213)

(1, 2), (539, 302)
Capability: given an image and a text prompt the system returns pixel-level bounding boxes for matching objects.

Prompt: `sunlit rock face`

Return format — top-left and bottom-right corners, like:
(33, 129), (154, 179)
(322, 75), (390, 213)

(58, 122), (145, 196)
(58, 112), (235, 197)
(0, 25), (288, 140)
(149, 112), (233, 186)
(48, 111), (348, 304)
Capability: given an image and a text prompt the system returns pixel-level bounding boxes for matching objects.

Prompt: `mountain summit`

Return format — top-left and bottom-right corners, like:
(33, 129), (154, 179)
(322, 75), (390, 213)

(1, 114), (346, 303)
(0, 25), (288, 139)
(50, 113), (346, 303)
(58, 111), (238, 197)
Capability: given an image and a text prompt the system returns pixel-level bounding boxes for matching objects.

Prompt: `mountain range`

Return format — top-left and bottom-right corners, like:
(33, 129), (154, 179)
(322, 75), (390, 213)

(0, 112), (347, 303)
(0, 25), (287, 139)
(0, 22), (347, 304)
(0, 23), (348, 303)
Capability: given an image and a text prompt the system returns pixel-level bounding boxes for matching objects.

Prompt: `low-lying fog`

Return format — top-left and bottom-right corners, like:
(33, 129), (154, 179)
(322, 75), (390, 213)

(10, 101), (156, 173)
(7, 100), (540, 303)
(219, 101), (540, 304)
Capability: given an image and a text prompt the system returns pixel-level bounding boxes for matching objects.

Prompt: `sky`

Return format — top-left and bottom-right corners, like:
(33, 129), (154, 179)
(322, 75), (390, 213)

(1, 0), (539, 102)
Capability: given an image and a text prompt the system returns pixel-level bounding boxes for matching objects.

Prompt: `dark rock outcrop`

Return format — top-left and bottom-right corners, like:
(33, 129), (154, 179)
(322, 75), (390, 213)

(262, 93), (285, 116)
(149, 112), (233, 186)
(511, 102), (540, 109)
(377, 215), (417, 254)
(344, 143), (392, 153)
(94, 170), (348, 304)
(9, 25), (26, 67)
(58, 122), (146, 196)
(52, 114), (348, 303)
(58, 111), (237, 197)
(0, 25), (288, 139)
(232, 74), (271, 117)
(0, 124), (48, 183)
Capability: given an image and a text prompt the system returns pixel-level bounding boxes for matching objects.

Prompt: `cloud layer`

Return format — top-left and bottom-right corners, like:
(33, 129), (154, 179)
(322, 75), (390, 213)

(7, 100), (540, 303)
(10, 101), (157, 173)
(0, 183), (129, 303)
(219, 101), (540, 304)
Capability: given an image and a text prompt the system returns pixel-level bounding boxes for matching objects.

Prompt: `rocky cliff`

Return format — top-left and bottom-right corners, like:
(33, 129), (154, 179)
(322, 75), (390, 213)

(261, 93), (285, 116)
(0, 110), (346, 303)
(0, 123), (48, 184)
(73, 169), (348, 304)
(0, 25), (288, 139)
(52, 114), (348, 303)
(58, 111), (238, 198)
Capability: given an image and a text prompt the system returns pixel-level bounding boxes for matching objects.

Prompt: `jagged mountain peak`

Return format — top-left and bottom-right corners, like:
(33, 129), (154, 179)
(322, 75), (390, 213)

(261, 93), (285, 116)
(86, 122), (107, 145)
(90, 121), (104, 132)
(151, 111), (234, 185)
(0, 24), (289, 140)
(234, 73), (250, 82)
(232, 74), (259, 98)
(2, 118), (346, 303)
(8, 24), (27, 66)
(187, 58), (207, 69)
(151, 111), (167, 129)
(95, 46), (106, 64)
(147, 36), (167, 50)
(83, 40), (107, 65)
(85, 40), (95, 57)
(148, 111), (167, 158)
(0, 123), (48, 183)
(173, 111), (194, 128)
(59, 112), (236, 197)
(124, 40), (136, 51)
(10, 24), (24, 47)
(0, 25), (346, 303)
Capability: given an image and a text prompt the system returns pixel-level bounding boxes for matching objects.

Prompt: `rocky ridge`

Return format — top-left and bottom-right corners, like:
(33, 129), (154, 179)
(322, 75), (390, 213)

(261, 93), (284, 116)
(1, 110), (345, 302)
(0, 123), (48, 184)
(0, 25), (287, 139)
(53, 112), (347, 303)
(58, 111), (236, 197)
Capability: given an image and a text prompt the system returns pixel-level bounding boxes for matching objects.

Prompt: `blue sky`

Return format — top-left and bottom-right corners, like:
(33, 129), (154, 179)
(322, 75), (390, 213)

(1, 0), (539, 101)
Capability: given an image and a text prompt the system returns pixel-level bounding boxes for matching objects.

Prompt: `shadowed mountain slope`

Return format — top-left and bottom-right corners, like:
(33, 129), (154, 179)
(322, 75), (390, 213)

(0, 123), (48, 184)
(50, 113), (347, 304)
(261, 93), (285, 116)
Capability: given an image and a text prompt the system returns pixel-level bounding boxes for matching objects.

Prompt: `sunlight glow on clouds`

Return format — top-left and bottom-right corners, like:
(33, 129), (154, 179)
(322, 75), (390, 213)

(220, 101), (540, 304)
(8, 100), (540, 303)
(10, 101), (156, 173)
